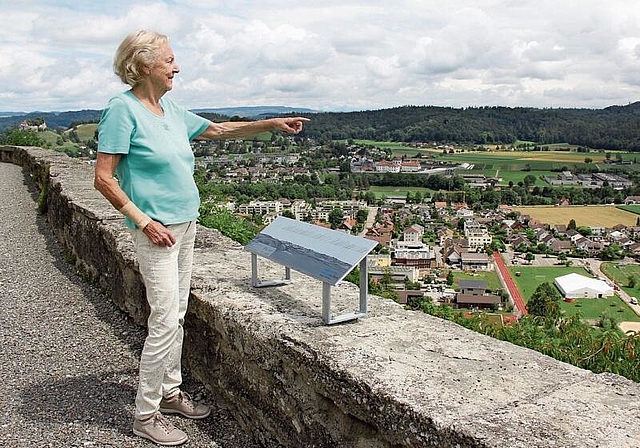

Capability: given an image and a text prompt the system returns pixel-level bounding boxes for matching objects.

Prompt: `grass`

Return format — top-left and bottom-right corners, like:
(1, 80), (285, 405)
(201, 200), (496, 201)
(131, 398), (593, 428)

(434, 149), (597, 165)
(453, 271), (502, 293)
(512, 205), (639, 227)
(74, 123), (98, 141)
(559, 295), (640, 321)
(508, 265), (589, 302)
(468, 169), (554, 186)
(507, 264), (640, 322)
(367, 185), (433, 199)
(600, 262), (640, 299)
(617, 205), (640, 216)
(354, 139), (413, 150)
(39, 130), (61, 145)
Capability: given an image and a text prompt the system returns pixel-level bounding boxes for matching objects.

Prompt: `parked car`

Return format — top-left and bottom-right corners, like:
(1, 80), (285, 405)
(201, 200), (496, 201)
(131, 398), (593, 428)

(631, 297), (638, 305)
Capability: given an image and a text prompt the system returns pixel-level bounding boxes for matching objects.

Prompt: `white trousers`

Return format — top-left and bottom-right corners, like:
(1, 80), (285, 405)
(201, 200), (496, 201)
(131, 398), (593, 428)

(131, 221), (196, 419)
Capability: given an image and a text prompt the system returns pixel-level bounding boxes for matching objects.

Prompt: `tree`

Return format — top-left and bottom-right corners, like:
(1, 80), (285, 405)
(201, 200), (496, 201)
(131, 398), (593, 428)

(328, 207), (344, 229)
(1, 128), (45, 147)
(567, 219), (577, 230)
(523, 174), (537, 187)
(356, 208), (369, 225)
(527, 282), (561, 318)
(628, 276), (637, 288)
(599, 243), (624, 261)
(446, 270), (454, 286)
(281, 210), (295, 219)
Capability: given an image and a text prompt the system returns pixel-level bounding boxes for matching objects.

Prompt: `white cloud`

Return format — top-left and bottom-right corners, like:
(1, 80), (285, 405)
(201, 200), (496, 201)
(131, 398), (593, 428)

(1, 0), (640, 112)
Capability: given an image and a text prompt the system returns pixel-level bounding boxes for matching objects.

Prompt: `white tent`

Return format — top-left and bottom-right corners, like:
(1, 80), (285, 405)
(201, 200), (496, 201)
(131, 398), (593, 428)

(554, 273), (614, 299)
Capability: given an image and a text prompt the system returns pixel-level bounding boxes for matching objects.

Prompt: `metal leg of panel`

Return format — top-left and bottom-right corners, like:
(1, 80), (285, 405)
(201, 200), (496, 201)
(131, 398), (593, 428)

(249, 252), (291, 288)
(251, 253), (259, 287)
(359, 257), (368, 315)
(322, 282), (331, 324)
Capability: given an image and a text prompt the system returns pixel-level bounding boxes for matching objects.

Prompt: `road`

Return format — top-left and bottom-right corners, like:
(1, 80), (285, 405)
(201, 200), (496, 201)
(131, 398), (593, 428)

(493, 251), (528, 316)
(359, 205), (378, 236)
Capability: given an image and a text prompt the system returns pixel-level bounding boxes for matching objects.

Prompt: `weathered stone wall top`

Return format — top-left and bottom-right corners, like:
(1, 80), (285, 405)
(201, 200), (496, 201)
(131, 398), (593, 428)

(3, 145), (640, 448)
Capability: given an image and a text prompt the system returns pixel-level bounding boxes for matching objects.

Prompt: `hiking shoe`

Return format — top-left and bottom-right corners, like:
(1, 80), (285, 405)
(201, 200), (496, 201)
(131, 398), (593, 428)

(160, 391), (211, 419)
(133, 412), (188, 446)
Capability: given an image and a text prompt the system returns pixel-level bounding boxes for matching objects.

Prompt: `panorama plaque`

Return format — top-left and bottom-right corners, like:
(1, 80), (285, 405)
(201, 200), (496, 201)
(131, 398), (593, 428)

(245, 216), (378, 324)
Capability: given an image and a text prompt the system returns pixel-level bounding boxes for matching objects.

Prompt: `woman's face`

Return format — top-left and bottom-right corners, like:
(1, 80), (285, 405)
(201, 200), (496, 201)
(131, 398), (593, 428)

(147, 43), (180, 94)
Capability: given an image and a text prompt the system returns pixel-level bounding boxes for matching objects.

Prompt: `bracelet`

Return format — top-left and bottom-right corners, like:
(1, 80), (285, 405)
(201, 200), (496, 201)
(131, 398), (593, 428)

(119, 201), (152, 229)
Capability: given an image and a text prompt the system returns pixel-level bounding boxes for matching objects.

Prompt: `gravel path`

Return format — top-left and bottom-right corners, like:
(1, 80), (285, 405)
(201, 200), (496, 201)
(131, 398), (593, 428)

(0, 162), (272, 448)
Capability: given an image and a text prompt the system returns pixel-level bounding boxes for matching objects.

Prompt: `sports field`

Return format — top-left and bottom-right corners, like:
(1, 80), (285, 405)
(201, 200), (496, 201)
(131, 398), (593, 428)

(508, 265), (640, 321)
(512, 205), (638, 227)
(600, 262), (640, 299)
(508, 265), (589, 301)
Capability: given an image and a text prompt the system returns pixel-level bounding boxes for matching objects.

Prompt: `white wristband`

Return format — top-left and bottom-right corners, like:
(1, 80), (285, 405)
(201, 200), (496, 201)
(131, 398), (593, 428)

(119, 201), (152, 229)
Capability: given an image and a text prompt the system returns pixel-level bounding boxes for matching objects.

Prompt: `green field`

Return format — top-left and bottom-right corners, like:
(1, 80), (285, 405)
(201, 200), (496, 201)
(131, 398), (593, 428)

(454, 271), (502, 293)
(618, 205), (640, 215)
(355, 140), (639, 174)
(508, 265), (589, 301)
(354, 139), (414, 151)
(469, 168), (555, 186)
(559, 295), (640, 321)
(39, 130), (61, 145)
(73, 123), (98, 141)
(600, 262), (640, 299)
(368, 185), (433, 199)
(508, 264), (640, 322)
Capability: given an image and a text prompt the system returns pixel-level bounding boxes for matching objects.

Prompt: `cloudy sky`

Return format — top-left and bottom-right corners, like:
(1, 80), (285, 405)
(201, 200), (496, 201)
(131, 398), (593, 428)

(2, 0), (640, 113)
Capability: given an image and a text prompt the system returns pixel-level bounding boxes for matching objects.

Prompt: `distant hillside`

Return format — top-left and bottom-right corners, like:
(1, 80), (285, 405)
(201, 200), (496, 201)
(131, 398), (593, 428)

(301, 102), (640, 151)
(191, 106), (319, 118)
(0, 110), (103, 131)
(4, 103), (640, 151)
(0, 106), (317, 131)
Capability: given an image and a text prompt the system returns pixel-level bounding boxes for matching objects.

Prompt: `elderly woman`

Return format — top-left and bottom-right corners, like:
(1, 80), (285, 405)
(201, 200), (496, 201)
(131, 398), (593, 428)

(94, 29), (308, 446)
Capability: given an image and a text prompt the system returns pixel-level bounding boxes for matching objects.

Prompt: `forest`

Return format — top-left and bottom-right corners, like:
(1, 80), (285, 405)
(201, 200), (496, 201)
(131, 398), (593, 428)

(298, 102), (640, 150)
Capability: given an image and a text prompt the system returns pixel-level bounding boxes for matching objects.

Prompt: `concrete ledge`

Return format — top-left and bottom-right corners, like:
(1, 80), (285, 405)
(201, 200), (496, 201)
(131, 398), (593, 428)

(3, 145), (640, 448)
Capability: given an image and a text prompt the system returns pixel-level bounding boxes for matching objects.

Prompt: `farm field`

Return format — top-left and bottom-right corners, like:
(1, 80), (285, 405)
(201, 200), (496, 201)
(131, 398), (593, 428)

(512, 205), (638, 227)
(354, 140), (415, 151)
(617, 205), (640, 215)
(437, 150), (595, 165)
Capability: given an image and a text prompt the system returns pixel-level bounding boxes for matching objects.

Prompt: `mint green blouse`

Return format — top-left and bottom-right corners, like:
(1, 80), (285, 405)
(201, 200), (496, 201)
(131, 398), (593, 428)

(98, 91), (210, 229)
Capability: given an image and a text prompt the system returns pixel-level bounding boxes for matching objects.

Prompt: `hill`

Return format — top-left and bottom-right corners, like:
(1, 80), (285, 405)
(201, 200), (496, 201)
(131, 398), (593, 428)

(0, 110), (103, 132)
(4, 102), (640, 151)
(301, 103), (640, 151)
(191, 105), (318, 118)
(0, 106), (317, 132)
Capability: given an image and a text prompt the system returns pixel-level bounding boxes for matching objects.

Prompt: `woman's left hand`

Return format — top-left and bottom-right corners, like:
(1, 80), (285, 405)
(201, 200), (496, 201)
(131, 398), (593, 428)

(143, 220), (177, 247)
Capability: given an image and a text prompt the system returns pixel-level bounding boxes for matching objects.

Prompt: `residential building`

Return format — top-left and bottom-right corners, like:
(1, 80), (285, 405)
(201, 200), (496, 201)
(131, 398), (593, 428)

(463, 220), (492, 251)
(238, 200), (283, 215)
(460, 252), (491, 271)
(403, 224), (424, 243)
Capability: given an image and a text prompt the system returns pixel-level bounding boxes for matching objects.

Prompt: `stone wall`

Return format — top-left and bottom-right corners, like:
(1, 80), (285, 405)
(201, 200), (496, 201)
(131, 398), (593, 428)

(2, 145), (640, 448)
